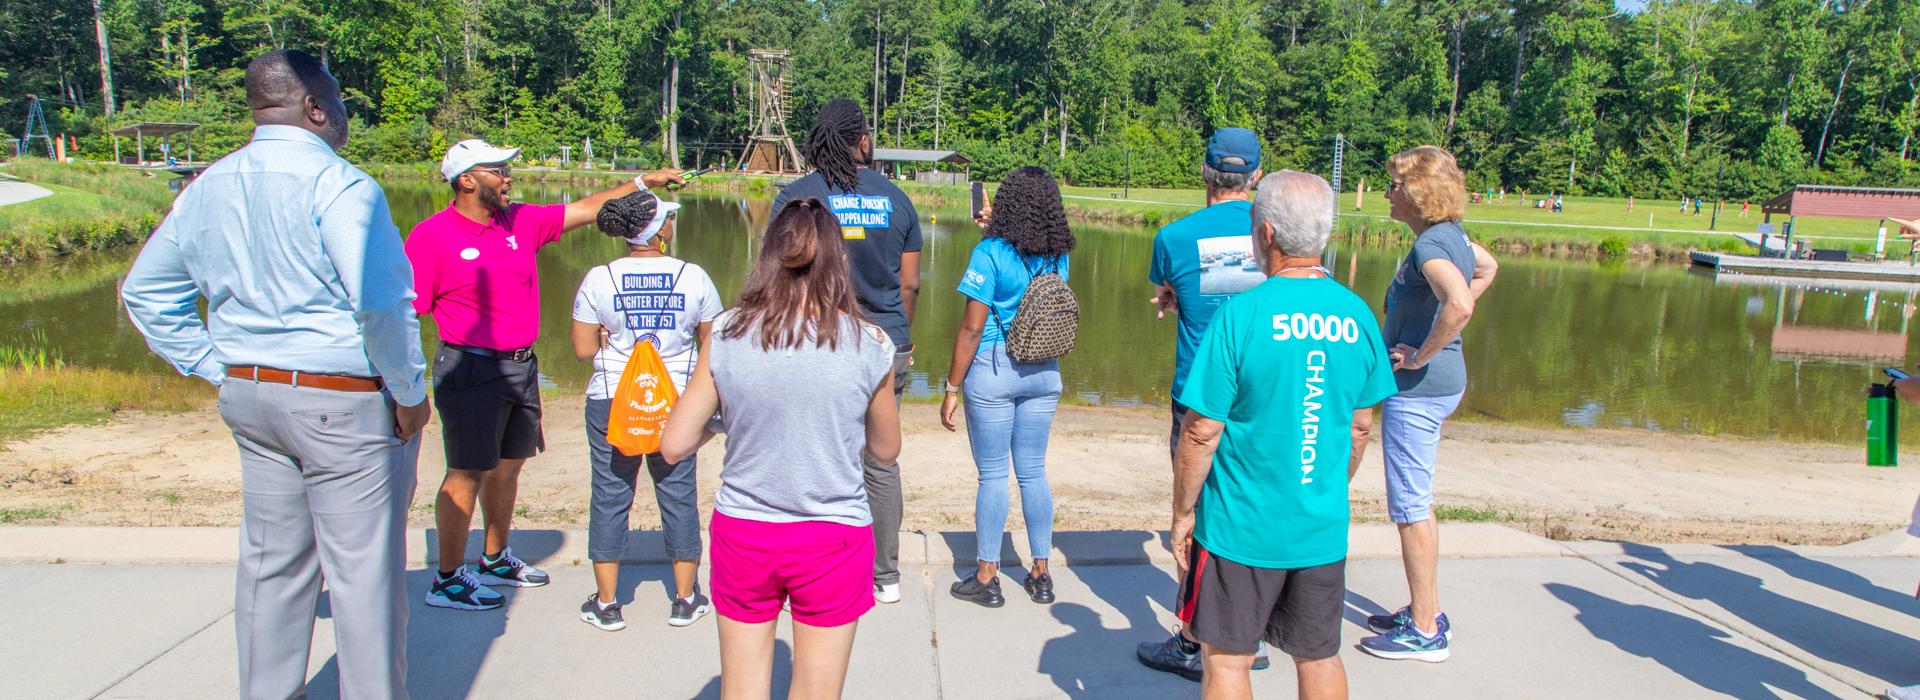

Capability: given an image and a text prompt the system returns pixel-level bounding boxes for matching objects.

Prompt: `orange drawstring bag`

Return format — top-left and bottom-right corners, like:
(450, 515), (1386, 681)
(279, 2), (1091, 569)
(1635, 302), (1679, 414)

(607, 338), (678, 456)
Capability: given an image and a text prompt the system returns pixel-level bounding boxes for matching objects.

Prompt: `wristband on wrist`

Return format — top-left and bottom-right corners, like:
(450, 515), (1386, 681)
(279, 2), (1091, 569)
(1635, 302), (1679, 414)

(632, 175), (651, 192)
(944, 380), (962, 394)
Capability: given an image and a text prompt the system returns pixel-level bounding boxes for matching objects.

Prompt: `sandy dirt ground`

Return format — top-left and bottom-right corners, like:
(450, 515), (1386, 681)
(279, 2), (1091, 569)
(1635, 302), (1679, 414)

(3, 399), (1917, 545)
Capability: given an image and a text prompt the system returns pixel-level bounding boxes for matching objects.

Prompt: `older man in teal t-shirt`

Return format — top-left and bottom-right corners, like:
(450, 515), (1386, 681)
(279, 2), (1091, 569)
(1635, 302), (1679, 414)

(1168, 171), (1397, 700)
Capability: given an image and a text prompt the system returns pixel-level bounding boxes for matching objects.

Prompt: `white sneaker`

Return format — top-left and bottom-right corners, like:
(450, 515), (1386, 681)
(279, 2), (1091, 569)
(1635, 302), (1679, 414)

(1886, 685), (1920, 700)
(875, 582), (902, 604)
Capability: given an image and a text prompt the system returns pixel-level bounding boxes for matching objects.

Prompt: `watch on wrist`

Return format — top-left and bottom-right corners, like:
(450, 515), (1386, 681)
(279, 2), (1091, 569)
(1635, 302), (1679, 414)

(632, 174), (652, 192)
(944, 380), (962, 394)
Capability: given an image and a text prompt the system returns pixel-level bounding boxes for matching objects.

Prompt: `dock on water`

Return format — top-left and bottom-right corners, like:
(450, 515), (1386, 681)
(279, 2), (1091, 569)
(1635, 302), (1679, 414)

(1689, 251), (1920, 284)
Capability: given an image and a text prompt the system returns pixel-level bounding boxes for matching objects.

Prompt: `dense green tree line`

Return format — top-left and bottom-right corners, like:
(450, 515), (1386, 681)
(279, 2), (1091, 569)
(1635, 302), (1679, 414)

(2, 0), (1916, 199)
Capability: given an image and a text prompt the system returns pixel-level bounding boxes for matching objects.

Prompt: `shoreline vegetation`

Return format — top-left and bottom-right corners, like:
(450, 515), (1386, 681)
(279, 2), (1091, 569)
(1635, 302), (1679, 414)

(0, 157), (1892, 267)
(363, 163), (1866, 261)
(0, 160), (178, 264)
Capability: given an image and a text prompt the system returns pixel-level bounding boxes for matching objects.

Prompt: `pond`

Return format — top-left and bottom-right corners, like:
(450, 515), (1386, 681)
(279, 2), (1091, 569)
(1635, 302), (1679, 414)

(4, 177), (1916, 444)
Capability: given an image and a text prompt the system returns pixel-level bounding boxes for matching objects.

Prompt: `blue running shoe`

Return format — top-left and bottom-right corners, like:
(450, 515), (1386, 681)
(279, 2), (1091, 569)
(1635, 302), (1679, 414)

(1359, 620), (1450, 662)
(1365, 607), (1453, 640)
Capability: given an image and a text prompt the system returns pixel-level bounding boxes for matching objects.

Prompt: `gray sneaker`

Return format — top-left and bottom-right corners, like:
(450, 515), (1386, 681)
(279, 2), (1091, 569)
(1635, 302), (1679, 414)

(579, 594), (625, 632)
(669, 591), (712, 627)
(1886, 685), (1920, 700)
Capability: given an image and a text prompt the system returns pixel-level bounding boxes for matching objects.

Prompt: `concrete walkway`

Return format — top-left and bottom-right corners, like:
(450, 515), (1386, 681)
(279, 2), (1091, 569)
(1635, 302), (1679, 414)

(0, 179), (53, 207)
(4, 525), (1915, 699)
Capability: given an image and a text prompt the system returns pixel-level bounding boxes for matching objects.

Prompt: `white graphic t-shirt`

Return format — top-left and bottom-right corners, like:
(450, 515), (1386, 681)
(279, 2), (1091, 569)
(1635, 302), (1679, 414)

(572, 256), (724, 400)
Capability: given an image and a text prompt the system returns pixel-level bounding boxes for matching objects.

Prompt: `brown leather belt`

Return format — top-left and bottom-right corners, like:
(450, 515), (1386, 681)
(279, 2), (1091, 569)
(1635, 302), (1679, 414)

(227, 366), (384, 392)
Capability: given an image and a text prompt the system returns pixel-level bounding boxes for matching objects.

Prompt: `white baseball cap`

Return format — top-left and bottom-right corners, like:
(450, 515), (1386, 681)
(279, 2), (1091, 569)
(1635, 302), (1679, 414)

(440, 139), (521, 181)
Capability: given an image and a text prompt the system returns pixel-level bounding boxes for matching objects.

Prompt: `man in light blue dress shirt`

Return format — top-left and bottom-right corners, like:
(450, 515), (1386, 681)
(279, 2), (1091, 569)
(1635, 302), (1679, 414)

(121, 49), (428, 700)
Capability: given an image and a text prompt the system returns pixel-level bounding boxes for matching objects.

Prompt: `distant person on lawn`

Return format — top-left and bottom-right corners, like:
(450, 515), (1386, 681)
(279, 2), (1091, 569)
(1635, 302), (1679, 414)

(1169, 170), (1397, 700)
(122, 49), (428, 698)
(405, 138), (681, 612)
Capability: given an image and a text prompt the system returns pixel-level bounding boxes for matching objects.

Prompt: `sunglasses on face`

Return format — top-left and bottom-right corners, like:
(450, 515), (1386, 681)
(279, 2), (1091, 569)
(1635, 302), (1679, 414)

(470, 165), (512, 179)
(1387, 180), (1403, 195)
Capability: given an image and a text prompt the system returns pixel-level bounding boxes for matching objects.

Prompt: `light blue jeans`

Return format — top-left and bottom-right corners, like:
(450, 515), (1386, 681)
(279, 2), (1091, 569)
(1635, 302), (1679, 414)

(1382, 392), (1464, 524)
(963, 343), (1061, 564)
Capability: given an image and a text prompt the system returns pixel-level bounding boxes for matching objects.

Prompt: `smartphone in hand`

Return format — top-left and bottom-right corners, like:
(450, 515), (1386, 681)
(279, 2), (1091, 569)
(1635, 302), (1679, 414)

(1886, 367), (1910, 381)
(970, 181), (986, 220)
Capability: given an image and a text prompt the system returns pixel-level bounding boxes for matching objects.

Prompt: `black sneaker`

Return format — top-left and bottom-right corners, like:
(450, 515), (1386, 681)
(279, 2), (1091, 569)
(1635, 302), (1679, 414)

(425, 566), (505, 611)
(579, 594), (625, 631)
(950, 570), (1005, 608)
(1136, 631), (1271, 680)
(1137, 633), (1203, 682)
(669, 591), (712, 627)
(1023, 571), (1056, 604)
(476, 547), (550, 588)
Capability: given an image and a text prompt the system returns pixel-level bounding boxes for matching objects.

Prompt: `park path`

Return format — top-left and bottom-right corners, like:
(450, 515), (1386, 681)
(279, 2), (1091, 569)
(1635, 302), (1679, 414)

(2, 524), (1914, 699)
(0, 179), (53, 207)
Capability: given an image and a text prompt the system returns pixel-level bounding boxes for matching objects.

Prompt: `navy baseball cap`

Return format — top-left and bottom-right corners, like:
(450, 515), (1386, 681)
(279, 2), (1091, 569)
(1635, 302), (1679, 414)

(1205, 128), (1261, 174)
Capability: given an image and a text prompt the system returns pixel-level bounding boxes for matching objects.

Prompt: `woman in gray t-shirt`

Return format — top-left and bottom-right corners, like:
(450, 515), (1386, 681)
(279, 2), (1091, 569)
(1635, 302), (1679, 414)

(662, 199), (900, 699)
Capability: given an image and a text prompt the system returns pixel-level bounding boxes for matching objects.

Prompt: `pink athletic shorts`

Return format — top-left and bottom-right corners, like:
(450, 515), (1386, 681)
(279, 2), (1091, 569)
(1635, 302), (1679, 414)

(710, 511), (876, 627)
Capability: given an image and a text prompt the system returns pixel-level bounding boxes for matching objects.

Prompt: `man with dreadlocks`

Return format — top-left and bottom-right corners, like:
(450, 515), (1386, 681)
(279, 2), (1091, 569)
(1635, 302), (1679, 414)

(407, 138), (682, 613)
(770, 98), (924, 606)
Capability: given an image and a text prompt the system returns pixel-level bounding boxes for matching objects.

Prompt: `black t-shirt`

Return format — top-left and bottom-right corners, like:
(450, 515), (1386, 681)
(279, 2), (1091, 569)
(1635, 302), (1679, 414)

(770, 168), (924, 348)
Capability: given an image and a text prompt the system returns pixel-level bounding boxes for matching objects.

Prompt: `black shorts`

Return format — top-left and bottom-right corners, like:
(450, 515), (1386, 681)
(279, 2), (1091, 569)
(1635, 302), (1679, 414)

(1176, 543), (1345, 659)
(431, 344), (544, 471)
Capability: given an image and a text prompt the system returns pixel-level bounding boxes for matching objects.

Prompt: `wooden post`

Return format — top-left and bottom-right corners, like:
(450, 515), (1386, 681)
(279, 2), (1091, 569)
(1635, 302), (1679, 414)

(1354, 176), (1366, 211)
(136, 129), (144, 165)
(113, 134), (120, 163)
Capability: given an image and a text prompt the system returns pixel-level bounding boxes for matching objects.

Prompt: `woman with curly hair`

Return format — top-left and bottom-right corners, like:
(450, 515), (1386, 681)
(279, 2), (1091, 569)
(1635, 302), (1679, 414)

(939, 166), (1076, 608)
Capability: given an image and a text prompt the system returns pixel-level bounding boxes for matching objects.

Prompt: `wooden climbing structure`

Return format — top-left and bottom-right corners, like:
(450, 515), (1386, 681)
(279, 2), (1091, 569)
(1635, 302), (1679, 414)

(736, 49), (804, 174)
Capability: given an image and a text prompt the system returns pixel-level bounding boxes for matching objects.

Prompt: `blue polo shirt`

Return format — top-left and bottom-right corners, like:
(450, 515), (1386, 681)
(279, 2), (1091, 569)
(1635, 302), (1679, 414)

(1149, 200), (1261, 400)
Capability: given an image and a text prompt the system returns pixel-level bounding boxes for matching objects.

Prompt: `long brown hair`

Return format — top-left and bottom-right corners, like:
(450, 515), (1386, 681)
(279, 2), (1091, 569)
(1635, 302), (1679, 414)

(722, 198), (867, 350)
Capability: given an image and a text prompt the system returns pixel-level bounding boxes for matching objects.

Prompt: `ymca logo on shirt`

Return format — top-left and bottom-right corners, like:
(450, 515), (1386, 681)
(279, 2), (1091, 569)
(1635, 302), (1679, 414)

(613, 273), (687, 331)
(827, 193), (892, 240)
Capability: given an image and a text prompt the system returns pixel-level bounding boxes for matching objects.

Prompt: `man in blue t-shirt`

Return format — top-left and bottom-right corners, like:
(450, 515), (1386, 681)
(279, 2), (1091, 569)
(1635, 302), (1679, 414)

(1137, 127), (1270, 679)
(1166, 171), (1397, 699)
(1148, 127), (1265, 455)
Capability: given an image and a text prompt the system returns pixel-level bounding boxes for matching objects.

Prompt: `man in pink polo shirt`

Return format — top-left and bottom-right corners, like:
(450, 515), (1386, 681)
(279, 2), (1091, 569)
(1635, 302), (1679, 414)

(406, 138), (681, 611)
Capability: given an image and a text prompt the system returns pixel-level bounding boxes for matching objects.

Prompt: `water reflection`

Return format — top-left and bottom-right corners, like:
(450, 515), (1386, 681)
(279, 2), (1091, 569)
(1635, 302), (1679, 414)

(3, 179), (1917, 444)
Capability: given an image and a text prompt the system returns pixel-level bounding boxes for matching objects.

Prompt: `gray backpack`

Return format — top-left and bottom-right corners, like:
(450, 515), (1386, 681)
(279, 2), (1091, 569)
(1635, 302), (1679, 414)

(996, 258), (1078, 363)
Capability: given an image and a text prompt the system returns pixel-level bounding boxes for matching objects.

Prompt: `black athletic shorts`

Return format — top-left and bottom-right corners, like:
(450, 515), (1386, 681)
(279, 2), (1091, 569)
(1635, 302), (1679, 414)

(1176, 542), (1345, 659)
(432, 343), (544, 471)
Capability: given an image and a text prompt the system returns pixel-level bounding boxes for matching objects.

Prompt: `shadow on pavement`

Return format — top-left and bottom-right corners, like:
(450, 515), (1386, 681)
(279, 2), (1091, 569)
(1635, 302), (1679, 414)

(307, 530), (565, 698)
(1618, 543), (1919, 688)
(1724, 544), (1920, 620)
(1546, 583), (1844, 700)
(1032, 531), (1198, 698)
(692, 639), (792, 699)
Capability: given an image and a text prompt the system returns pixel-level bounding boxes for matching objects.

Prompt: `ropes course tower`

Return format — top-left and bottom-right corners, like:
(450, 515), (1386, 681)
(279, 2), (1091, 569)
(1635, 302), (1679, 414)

(1330, 132), (1345, 230)
(736, 49), (803, 174)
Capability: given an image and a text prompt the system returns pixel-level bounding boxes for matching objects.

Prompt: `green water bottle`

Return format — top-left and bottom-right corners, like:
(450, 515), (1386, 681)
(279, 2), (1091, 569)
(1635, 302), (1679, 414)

(1868, 383), (1899, 467)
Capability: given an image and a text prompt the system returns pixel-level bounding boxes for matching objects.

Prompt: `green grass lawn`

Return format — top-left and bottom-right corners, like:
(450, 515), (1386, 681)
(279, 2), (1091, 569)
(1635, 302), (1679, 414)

(0, 160), (178, 263)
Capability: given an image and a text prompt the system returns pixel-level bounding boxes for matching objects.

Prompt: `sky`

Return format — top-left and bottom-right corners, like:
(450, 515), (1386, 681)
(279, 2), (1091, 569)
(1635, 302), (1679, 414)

(1616, 0), (1649, 12)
